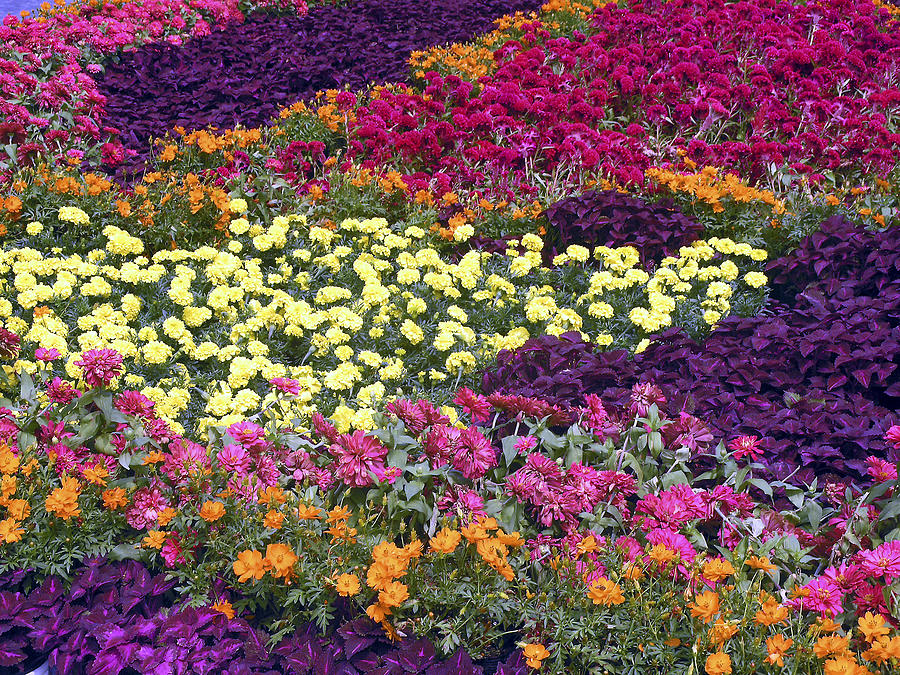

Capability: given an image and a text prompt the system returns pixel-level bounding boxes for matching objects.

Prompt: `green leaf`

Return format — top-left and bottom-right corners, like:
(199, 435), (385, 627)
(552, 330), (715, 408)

(749, 478), (773, 497)
(404, 480), (425, 500)
(19, 370), (35, 402)
(502, 435), (519, 466)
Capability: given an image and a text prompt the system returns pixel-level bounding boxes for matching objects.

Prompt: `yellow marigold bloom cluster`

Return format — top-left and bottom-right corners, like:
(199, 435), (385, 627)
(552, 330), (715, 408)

(647, 166), (786, 214)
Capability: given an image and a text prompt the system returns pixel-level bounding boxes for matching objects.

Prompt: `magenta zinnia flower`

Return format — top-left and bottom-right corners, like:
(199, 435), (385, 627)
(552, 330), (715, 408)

(858, 541), (900, 581)
(269, 377), (301, 395)
(34, 347), (60, 362)
(453, 387), (492, 424)
(330, 430), (388, 487)
(115, 390), (157, 419)
(0, 328), (20, 360)
(46, 377), (81, 404)
(74, 349), (123, 388)
(451, 427), (497, 480)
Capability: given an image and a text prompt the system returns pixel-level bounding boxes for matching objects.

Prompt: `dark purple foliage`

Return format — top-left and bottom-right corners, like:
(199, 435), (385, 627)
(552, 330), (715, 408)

(95, 0), (546, 176)
(481, 216), (900, 483)
(543, 189), (704, 265)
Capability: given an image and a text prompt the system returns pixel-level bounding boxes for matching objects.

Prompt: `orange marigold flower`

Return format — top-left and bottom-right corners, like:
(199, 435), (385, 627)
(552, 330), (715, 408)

(378, 580), (409, 608)
(296, 503), (322, 520)
(102, 487), (128, 510)
(587, 577), (625, 606)
(142, 530), (167, 549)
(858, 612), (890, 643)
(233, 549), (266, 583)
(522, 643), (550, 669)
(263, 510), (284, 529)
(211, 600), (235, 619)
(755, 598), (788, 627)
(335, 573), (360, 597)
(705, 651), (731, 675)
(0, 517), (24, 544)
(690, 590), (720, 624)
(702, 558), (735, 583)
(746, 555), (776, 572)
(264, 543), (298, 580)
(199, 500), (226, 522)
(765, 635), (793, 667)
(157, 507), (176, 526)
(814, 635), (850, 659)
(81, 463), (108, 486)
(429, 527), (462, 554)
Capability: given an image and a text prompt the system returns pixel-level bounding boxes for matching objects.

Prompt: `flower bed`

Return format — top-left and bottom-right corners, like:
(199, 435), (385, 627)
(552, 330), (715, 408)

(0, 0), (899, 673)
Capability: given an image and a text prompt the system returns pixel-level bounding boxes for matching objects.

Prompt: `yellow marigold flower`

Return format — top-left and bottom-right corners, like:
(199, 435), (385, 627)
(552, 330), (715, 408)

(102, 487), (128, 510)
(766, 635), (793, 667)
(233, 549), (266, 582)
(0, 517), (24, 544)
(743, 271), (767, 288)
(335, 573), (361, 597)
(705, 651), (731, 675)
(587, 577), (625, 606)
(142, 530), (167, 549)
(199, 500), (226, 522)
(522, 643), (550, 669)
(689, 590), (720, 624)
(429, 527), (462, 554)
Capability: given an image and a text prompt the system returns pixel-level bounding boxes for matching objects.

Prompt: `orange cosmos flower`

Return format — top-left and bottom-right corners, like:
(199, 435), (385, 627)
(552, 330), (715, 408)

(765, 635), (793, 667)
(755, 598), (788, 627)
(702, 558), (735, 583)
(0, 445), (20, 475)
(647, 543), (678, 566)
(328, 521), (357, 543)
(823, 656), (862, 675)
(258, 485), (286, 506)
(6, 499), (28, 521)
(587, 578), (625, 606)
(746, 555), (776, 572)
(429, 527), (462, 554)
(102, 487), (128, 510)
(326, 505), (351, 524)
(0, 517), (24, 544)
(198, 500), (225, 522)
(296, 503), (322, 520)
(335, 573), (360, 597)
(814, 635), (850, 659)
(708, 620), (738, 647)
(460, 521), (490, 544)
(366, 602), (391, 622)
(622, 563), (644, 581)
(211, 600), (235, 619)
(858, 612), (890, 643)
(142, 531), (167, 549)
(157, 507), (176, 526)
(264, 543), (298, 580)
(705, 651), (731, 675)
(576, 535), (599, 556)
(263, 510), (284, 529)
(378, 580), (409, 608)
(77, 463), (106, 486)
(522, 644), (550, 669)
(496, 530), (525, 548)
(690, 591), (720, 624)
(45, 476), (81, 520)
(142, 450), (166, 465)
(233, 550), (266, 583)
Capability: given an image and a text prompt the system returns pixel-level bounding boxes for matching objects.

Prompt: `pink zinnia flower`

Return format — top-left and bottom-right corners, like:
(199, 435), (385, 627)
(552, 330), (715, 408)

(822, 564), (867, 593)
(800, 577), (844, 617)
(269, 377), (301, 395)
(451, 427), (497, 480)
(160, 534), (187, 568)
(126, 483), (171, 529)
(629, 382), (666, 417)
(514, 435), (538, 452)
(114, 390), (157, 419)
(453, 387), (492, 424)
(422, 424), (455, 468)
(46, 377), (80, 404)
(330, 431), (388, 488)
(162, 440), (210, 483)
(226, 421), (267, 450)
(34, 347), (60, 362)
(311, 413), (339, 443)
(866, 456), (898, 482)
(0, 328), (20, 359)
(728, 435), (763, 461)
(217, 444), (251, 475)
(74, 349), (123, 388)
(386, 398), (429, 436)
(857, 541), (900, 581)
(885, 425), (900, 450)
